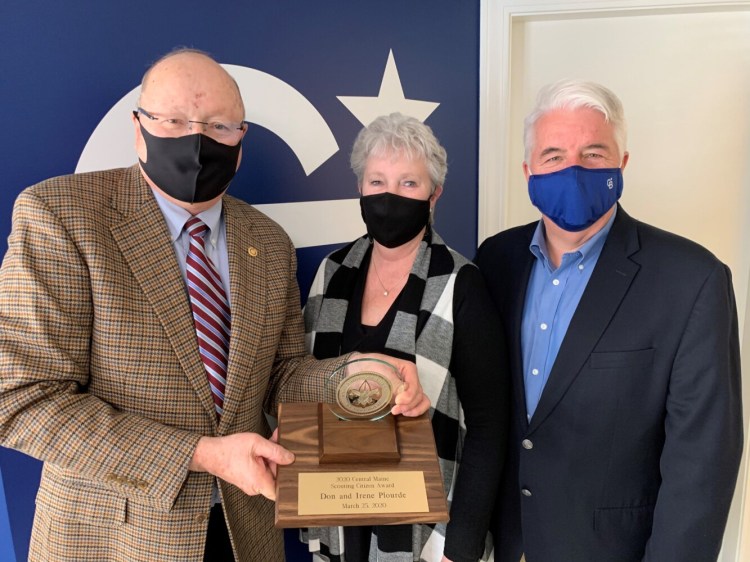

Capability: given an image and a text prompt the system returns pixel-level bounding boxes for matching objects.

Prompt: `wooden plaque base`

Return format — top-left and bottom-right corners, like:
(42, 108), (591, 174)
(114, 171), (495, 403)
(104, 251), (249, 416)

(275, 402), (449, 528)
(318, 403), (400, 464)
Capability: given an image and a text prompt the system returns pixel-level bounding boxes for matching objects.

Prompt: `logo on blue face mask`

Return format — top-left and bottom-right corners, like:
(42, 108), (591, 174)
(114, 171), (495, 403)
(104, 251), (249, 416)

(528, 165), (623, 232)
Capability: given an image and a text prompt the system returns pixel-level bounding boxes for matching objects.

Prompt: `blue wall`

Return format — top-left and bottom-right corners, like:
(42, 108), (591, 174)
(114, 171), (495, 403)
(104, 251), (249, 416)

(0, 1), (480, 559)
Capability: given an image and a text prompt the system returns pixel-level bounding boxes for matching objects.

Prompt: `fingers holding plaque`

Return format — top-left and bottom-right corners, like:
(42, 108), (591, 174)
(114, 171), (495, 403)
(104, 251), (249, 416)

(326, 358), (403, 421)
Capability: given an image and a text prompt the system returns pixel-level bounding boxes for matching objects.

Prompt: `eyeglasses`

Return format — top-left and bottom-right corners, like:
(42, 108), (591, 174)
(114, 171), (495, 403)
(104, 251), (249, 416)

(134, 107), (246, 143)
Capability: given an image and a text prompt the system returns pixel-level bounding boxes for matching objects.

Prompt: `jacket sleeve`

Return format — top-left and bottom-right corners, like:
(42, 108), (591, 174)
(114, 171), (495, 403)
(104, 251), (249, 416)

(263, 241), (346, 413)
(0, 189), (201, 512)
(644, 261), (743, 561)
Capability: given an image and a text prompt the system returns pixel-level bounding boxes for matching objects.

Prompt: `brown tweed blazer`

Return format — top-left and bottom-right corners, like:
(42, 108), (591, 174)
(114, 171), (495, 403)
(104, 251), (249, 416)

(0, 165), (338, 561)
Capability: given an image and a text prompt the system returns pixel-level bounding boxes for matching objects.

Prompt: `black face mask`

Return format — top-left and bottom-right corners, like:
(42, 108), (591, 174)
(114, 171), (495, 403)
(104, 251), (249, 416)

(138, 123), (241, 203)
(359, 192), (431, 248)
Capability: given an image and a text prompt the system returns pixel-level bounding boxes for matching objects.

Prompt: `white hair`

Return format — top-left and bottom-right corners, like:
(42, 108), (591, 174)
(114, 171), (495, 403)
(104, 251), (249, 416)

(524, 79), (627, 161)
(350, 113), (447, 191)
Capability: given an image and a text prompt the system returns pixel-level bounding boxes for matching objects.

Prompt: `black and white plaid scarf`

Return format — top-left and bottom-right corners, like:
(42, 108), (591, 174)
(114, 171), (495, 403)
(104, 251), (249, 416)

(303, 229), (490, 561)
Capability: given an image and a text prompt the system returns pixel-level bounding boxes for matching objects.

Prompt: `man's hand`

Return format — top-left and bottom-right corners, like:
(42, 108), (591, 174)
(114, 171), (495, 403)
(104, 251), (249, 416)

(350, 352), (431, 417)
(189, 432), (294, 500)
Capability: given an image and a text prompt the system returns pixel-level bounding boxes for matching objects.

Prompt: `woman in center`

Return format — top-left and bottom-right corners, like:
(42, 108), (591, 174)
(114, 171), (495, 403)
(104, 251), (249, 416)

(302, 113), (508, 562)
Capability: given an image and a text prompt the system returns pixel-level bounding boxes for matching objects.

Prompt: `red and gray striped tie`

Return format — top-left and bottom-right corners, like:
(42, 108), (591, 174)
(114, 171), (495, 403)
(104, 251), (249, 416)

(185, 217), (230, 419)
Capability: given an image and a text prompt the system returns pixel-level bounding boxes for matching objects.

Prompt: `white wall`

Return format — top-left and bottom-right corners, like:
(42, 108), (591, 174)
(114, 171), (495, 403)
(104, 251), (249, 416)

(479, 1), (750, 560)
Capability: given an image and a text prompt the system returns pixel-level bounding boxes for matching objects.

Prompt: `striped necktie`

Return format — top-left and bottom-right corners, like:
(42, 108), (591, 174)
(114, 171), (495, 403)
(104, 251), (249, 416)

(185, 217), (230, 419)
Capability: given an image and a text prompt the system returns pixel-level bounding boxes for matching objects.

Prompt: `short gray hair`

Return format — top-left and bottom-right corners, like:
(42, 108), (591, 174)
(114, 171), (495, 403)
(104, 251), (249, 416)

(524, 79), (627, 161)
(350, 113), (447, 191)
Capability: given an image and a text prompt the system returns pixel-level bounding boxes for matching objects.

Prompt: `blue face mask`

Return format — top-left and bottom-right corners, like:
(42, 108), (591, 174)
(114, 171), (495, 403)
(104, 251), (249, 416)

(528, 165), (623, 232)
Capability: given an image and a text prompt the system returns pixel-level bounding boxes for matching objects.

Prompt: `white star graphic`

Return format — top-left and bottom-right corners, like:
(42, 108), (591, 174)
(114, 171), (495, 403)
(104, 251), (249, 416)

(337, 50), (439, 126)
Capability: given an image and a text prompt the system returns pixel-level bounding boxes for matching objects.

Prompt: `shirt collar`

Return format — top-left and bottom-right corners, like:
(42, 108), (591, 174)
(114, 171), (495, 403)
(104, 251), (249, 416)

(151, 188), (223, 246)
(529, 205), (618, 268)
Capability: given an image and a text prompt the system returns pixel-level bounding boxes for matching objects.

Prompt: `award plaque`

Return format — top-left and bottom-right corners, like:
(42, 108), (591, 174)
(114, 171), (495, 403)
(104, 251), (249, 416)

(275, 357), (449, 528)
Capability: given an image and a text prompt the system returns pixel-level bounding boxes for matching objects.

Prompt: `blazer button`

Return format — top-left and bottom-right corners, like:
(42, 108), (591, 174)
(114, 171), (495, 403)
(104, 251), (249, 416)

(522, 439), (533, 450)
(521, 488), (532, 497)
(195, 513), (209, 524)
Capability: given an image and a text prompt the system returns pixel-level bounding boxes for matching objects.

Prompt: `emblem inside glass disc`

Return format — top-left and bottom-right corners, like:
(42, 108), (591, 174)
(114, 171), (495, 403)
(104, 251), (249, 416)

(325, 358), (401, 421)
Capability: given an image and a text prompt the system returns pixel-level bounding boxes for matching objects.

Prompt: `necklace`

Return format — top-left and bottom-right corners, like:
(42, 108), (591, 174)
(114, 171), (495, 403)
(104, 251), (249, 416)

(371, 257), (410, 297)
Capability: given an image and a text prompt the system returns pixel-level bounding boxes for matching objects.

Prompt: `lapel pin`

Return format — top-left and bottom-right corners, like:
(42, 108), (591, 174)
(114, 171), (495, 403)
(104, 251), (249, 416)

(248, 246), (258, 257)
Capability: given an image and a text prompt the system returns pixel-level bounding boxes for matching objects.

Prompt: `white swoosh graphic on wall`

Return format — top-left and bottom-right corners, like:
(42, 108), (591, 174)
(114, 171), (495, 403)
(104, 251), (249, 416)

(224, 64), (339, 175)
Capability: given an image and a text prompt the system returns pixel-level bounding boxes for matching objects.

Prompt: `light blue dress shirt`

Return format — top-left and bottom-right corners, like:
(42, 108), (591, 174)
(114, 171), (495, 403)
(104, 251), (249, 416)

(150, 190), (230, 507)
(521, 208), (617, 420)
(151, 190), (231, 305)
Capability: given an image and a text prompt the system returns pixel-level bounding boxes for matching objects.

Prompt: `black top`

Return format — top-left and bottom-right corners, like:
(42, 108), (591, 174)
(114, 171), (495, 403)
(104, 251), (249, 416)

(340, 247), (509, 562)
(341, 249), (401, 353)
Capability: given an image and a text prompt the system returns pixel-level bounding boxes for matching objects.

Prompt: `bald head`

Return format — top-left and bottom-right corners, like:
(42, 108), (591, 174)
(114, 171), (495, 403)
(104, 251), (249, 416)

(132, 48), (247, 214)
(138, 49), (244, 122)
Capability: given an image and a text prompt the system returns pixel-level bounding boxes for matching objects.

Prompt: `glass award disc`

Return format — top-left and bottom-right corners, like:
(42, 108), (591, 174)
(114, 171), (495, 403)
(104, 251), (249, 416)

(324, 357), (402, 421)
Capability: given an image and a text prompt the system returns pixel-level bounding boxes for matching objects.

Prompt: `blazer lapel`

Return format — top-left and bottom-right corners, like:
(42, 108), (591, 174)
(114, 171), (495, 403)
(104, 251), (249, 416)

(218, 198), (266, 432)
(109, 167), (217, 424)
(507, 228), (536, 431)
(528, 207), (641, 432)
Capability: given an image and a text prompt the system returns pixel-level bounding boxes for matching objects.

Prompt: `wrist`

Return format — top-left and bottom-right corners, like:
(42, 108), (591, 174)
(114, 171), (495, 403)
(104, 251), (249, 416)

(189, 436), (218, 473)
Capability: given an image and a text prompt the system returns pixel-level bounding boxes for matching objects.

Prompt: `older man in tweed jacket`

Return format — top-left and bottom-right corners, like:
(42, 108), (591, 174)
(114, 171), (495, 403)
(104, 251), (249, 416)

(0, 49), (426, 561)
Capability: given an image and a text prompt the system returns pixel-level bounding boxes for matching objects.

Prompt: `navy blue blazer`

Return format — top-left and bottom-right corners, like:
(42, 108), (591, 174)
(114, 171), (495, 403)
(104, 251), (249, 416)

(475, 206), (742, 562)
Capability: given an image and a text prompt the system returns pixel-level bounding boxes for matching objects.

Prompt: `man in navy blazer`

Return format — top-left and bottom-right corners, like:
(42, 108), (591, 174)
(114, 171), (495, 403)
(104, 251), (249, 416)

(475, 79), (742, 562)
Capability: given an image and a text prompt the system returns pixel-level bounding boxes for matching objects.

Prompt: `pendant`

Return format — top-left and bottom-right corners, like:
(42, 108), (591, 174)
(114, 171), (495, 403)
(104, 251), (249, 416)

(383, 290), (389, 296)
